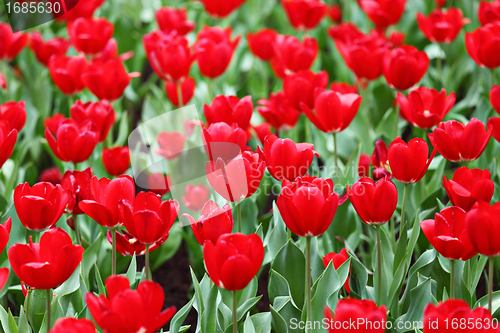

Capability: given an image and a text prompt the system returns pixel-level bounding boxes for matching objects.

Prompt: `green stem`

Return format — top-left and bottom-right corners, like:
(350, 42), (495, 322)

(489, 257), (494, 312)
(436, 55), (442, 83)
(305, 236), (312, 333)
(25, 290), (31, 327)
(73, 214), (82, 246)
(232, 290), (238, 333)
(33, 231), (40, 243)
(145, 244), (150, 280)
(46, 289), (51, 332)
(492, 69), (496, 88)
(237, 203), (241, 233)
(111, 228), (116, 275)
(450, 259), (455, 299)
(390, 216), (395, 251)
(376, 225), (382, 306)
(177, 82), (184, 107)
(400, 183), (409, 233)
(333, 132), (339, 185)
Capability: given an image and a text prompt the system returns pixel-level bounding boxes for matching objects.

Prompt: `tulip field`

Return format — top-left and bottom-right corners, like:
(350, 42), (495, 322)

(2, 0), (500, 332)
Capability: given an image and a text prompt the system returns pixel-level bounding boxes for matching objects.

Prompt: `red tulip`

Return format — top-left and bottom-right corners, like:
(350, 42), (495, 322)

(143, 31), (194, 82)
(428, 118), (492, 162)
(0, 218), (11, 254)
(165, 77), (195, 106)
(466, 22), (500, 69)
(0, 268), (8, 292)
(198, 0), (246, 18)
(48, 55), (88, 95)
(155, 131), (185, 160)
(0, 73), (5, 90)
(277, 176), (338, 236)
(45, 119), (99, 163)
(194, 26), (240, 79)
(281, 0), (327, 30)
(204, 233), (264, 290)
(358, 153), (370, 177)
(8, 228), (83, 290)
(82, 59), (140, 101)
(0, 121), (16, 169)
(436, 0), (447, 8)
(465, 201), (500, 256)
(388, 137), (436, 184)
(0, 23), (28, 60)
(423, 299), (494, 333)
(148, 173), (171, 196)
(56, 0), (105, 21)
(87, 275), (176, 333)
(181, 183), (210, 211)
(301, 88), (362, 133)
(479, 0), (500, 26)
(257, 91), (300, 130)
(93, 38), (134, 64)
(383, 45), (430, 91)
(79, 175), (135, 228)
(202, 122), (247, 163)
(396, 87), (456, 129)
(206, 151), (266, 202)
(103, 146), (130, 176)
(330, 81), (357, 94)
(417, 8), (469, 43)
(347, 177), (397, 224)
(421, 207), (477, 261)
(119, 192), (179, 245)
(389, 31), (406, 47)
(38, 167), (62, 185)
(70, 100), (116, 142)
(44, 113), (67, 135)
(155, 7), (195, 35)
(324, 298), (387, 333)
(328, 4), (342, 23)
(247, 28), (279, 61)
(107, 229), (167, 257)
(68, 17), (114, 55)
(271, 35), (319, 78)
(358, 0), (406, 30)
(14, 182), (69, 231)
(50, 318), (96, 333)
(29, 32), (70, 66)
(0, 101), (26, 132)
(283, 69), (329, 109)
(371, 139), (391, 180)
(322, 249), (350, 293)
(61, 168), (93, 215)
(183, 200), (234, 245)
(488, 116), (500, 144)
(258, 134), (319, 181)
(253, 123), (272, 144)
(490, 85), (500, 115)
(204, 95), (253, 131)
(443, 167), (494, 212)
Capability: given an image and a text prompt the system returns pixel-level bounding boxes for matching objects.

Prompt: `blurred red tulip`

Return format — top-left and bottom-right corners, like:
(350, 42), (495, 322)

(87, 275), (176, 333)
(202, 122), (247, 162)
(61, 168), (93, 215)
(443, 167), (494, 212)
(325, 299), (387, 333)
(389, 31), (406, 47)
(0, 101), (26, 132)
(0, 268), (8, 293)
(29, 32), (70, 66)
(278, 176), (338, 236)
(79, 175), (135, 228)
(479, 0), (500, 26)
(148, 173), (171, 196)
(329, 81), (357, 94)
(204, 95), (253, 131)
(271, 35), (319, 78)
(38, 167), (62, 185)
(253, 123), (272, 144)
(383, 45), (429, 91)
(0, 23), (28, 60)
(183, 200), (234, 245)
(257, 91), (300, 131)
(396, 87), (456, 129)
(466, 22), (500, 69)
(181, 183), (210, 211)
(247, 28), (279, 61)
(103, 146), (130, 176)
(388, 137), (436, 184)
(281, 0), (327, 30)
(490, 85), (500, 115)
(283, 69), (329, 109)
(93, 38), (134, 64)
(204, 233), (264, 290)
(435, 0), (447, 8)
(155, 131), (185, 160)
(417, 8), (469, 43)
(8, 228), (83, 290)
(0, 121), (16, 169)
(198, 0), (246, 18)
(50, 318), (96, 333)
(428, 118), (492, 162)
(322, 249), (350, 293)
(465, 201), (500, 256)
(155, 7), (195, 35)
(488, 116), (500, 143)
(44, 113), (67, 135)
(165, 77), (195, 106)
(0, 218), (11, 254)
(358, 0), (406, 30)
(328, 4), (342, 23)
(107, 229), (167, 257)
(56, 0), (105, 21)
(358, 153), (370, 177)
(48, 55), (88, 95)
(421, 206), (477, 261)
(70, 100), (116, 142)
(258, 134), (318, 181)
(68, 17), (114, 55)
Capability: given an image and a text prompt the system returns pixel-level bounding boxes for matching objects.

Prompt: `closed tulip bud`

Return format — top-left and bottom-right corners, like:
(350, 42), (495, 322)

(61, 168), (93, 215)
(478, 0), (500, 26)
(165, 77), (195, 106)
(466, 22), (500, 69)
(358, 153), (370, 177)
(199, 0), (247, 18)
(257, 91), (300, 131)
(278, 176), (339, 236)
(181, 184), (210, 211)
(322, 249), (350, 293)
(204, 233), (264, 290)
(45, 119), (99, 163)
(206, 151), (266, 202)
(8, 228), (83, 290)
(87, 275), (176, 333)
(183, 200), (234, 245)
(324, 298), (387, 333)
(79, 175), (136, 228)
(396, 87), (456, 129)
(388, 137), (436, 184)
(38, 167), (62, 185)
(443, 167), (494, 212)
(155, 131), (185, 161)
(283, 69), (329, 109)
(466, 201), (500, 256)
(328, 5), (342, 23)
(155, 7), (195, 35)
(203, 122), (247, 163)
(271, 35), (319, 78)
(0, 101), (26, 132)
(50, 318), (96, 333)
(204, 95), (253, 131)
(14, 182), (69, 231)
(358, 0), (406, 30)
(48, 55), (88, 95)
(102, 146), (130, 176)
(490, 85), (500, 115)
(258, 134), (319, 181)
(0, 23), (28, 60)
(417, 8), (469, 43)
(68, 17), (114, 55)
(194, 26), (240, 79)
(282, 0), (327, 30)
(56, 0), (105, 22)
(421, 207), (477, 261)
(383, 46), (429, 91)
(107, 229), (167, 257)
(428, 118), (492, 162)
(29, 32), (70, 66)
(435, 0), (447, 8)
(70, 100), (116, 142)
(301, 88), (362, 133)
(247, 28), (279, 61)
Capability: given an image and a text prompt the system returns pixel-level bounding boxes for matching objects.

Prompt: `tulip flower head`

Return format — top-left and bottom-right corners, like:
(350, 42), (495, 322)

(198, 0), (247, 18)
(383, 45), (430, 91)
(257, 91), (301, 131)
(443, 167), (494, 212)
(271, 35), (319, 78)
(281, 0), (327, 30)
(247, 28), (279, 61)
(324, 298), (387, 333)
(155, 7), (195, 35)
(388, 137), (436, 184)
(165, 77), (196, 106)
(49, 318), (96, 333)
(106, 229), (167, 257)
(202, 122), (247, 163)
(0, 101), (26, 133)
(0, 23), (28, 60)
(48, 55), (88, 95)
(68, 17), (114, 55)
(465, 201), (500, 257)
(283, 70), (329, 109)
(490, 85), (500, 115)
(70, 100), (116, 142)
(61, 168), (93, 215)
(323, 248), (351, 293)
(466, 22), (500, 69)
(102, 146), (130, 176)
(183, 200), (234, 245)
(417, 8), (469, 44)
(0, 120), (17, 169)
(29, 32), (70, 66)
(38, 167), (62, 185)
(358, 0), (406, 30)
(479, 0), (500, 26)
(155, 131), (185, 161)
(181, 183), (210, 211)
(204, 95), (253, 131)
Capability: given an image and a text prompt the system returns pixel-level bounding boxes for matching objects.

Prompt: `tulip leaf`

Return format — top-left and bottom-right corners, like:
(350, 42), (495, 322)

(269, 304), (288, 333)
(268, 269), (291, 304)
(475, 290), (500, 316)
(218, 299), (232, 331)
(243, 314), (256, 333)
(266, 202), (287, 259)
(17, 306), (31, 333)
(201, 283), (218, 333)
(169, 296), (195, 333)
(349, 254), (368, 299)
(394, 275), (432, 332)
(125, 253), (137, 287)
(237, 296), (262, 321)
(309, 261), (341, 324)
(190, 267), (204, 315)
(250, 312), (272, 333)
(7, 308), (18, 333)
(94, 263), (106, 296)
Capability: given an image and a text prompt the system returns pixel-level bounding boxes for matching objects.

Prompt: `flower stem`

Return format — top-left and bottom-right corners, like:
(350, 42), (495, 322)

(390, 216), (395, 251)
(376, 225), (382, 306)
(489, 257), (494, 312)
(333, 132), (339, 185)
(400, 183), (409, 233)
(46, 289), (51, 332)
(177, 82), (183, 107)
(232, 290), (238, 333)
(450, 259), (455, 299)
(145, 244), (150, 281)
(237, 203), (242, 233)
(73, 214), (82, 246)
(305, 236), (312, 333)
(436, 55), (442, 83)
(25, 289), (31, 327)
(111, 228), (116, 275)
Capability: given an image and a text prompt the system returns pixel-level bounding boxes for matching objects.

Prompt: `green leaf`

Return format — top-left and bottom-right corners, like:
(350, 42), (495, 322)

(268, 269), (291, 304)
(266, 202), (288, 259)
(190, 267), (204, 315)
(250, 313), (272, 333)
(125, 253), (137, 287)
(349, 254), (368, 299)
(310, 261), (341, 323)
(201, 284), (218, 333)
(169, 296), (195, 333)
(7, 308), (18, 333)
(237, 296), (262, 321)
(476, 291), (500, 315)
(94, 263), (106, 296)
(18, 306), (31, 333)
(270, 305), (288, 333)
(394, 275), (432, 332)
